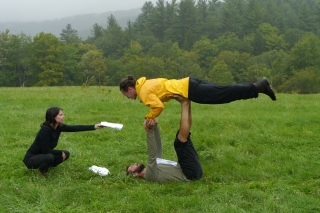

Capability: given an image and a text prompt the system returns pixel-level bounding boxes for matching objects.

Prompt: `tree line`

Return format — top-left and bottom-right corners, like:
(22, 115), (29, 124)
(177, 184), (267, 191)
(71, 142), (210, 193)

(1, 0), (320, 93)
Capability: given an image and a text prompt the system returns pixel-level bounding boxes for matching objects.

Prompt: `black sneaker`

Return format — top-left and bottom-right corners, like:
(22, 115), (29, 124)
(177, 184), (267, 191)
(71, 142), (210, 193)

(254, 77), (276, 101)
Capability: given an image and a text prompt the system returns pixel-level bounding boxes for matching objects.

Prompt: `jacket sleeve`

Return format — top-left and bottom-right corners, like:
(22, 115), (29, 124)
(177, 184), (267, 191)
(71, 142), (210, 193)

(144, 93), (164, 119)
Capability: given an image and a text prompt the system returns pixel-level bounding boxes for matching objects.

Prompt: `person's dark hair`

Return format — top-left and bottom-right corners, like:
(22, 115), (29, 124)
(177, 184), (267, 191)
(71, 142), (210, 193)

(125, 165), (131, 175)
(125, 164), (145, 176)
(41, 106), (62, 127)
(136, 164), (145, 173)
(119, 75), (136, 92)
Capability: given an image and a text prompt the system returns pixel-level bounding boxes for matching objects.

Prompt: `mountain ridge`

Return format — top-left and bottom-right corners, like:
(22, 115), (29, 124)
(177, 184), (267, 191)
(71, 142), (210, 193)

(0, 8), (141, 40)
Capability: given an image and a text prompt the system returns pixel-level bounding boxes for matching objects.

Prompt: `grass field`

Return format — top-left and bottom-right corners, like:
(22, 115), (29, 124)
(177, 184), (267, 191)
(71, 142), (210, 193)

(0, 86), (319, 213)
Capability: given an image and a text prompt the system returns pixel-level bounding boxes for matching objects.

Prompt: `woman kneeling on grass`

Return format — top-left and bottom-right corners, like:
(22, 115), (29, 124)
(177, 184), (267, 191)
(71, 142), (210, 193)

(23, 106), (103, 178)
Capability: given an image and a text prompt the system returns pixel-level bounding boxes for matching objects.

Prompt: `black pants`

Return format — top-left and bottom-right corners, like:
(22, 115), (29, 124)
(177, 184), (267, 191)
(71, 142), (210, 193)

(23, 150), (70, 173)
(188, 78), (258, 104)
(174, 131), (202, 180)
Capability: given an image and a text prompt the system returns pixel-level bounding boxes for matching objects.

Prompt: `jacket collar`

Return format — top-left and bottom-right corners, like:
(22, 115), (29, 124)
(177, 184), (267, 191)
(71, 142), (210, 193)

(135, 77), (146, 95)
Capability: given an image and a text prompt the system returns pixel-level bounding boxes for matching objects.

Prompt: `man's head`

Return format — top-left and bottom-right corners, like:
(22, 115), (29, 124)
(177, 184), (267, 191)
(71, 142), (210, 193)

(126, 163), (145, 178)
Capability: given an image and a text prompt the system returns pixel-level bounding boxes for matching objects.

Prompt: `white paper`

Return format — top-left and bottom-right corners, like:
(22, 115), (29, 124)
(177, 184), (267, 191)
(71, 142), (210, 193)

(100, 121), (123, 130)
(156, 158), (178, 166)
(89, 165), (110, 176)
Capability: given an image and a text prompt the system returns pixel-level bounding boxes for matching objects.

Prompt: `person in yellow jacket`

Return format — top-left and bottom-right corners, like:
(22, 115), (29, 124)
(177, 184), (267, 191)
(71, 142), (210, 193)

(119, 75), (276, 130)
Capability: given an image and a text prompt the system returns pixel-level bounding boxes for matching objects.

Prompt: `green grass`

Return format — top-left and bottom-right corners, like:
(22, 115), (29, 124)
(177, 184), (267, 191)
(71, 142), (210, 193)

(0, 86), (319, 213)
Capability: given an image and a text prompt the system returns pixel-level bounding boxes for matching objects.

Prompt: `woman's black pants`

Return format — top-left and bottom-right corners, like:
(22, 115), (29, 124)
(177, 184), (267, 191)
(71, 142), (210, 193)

(188, 78), (258, 104)
(23, 150), (70, 173)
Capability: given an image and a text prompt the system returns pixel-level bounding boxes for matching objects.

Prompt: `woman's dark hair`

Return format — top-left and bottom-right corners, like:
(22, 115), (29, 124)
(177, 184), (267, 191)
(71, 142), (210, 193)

(119, 75), (136, 92)
(41, 106), (62, 127)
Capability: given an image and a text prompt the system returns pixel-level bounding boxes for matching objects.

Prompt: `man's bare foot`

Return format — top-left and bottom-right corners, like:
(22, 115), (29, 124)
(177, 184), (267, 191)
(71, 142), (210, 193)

(173, 95), (190, 104)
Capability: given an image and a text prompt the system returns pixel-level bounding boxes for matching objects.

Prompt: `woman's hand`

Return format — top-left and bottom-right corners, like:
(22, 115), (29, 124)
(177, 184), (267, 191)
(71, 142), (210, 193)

(62, 151), (66, 161)
(144, 118), (156, 131)
(94, 124), (104, 129)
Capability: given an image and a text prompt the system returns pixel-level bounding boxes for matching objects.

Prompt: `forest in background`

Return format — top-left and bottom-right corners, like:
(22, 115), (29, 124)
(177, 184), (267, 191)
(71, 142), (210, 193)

(1, 0), (320, 94)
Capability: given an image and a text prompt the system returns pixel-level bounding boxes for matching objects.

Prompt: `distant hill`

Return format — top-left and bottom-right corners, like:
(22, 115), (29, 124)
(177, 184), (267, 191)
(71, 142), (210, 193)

(0, 8), (141, 40)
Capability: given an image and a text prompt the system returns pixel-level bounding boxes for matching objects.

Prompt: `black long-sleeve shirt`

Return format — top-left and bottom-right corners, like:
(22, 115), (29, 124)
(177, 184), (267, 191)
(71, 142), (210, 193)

(24, 123), (95, 158)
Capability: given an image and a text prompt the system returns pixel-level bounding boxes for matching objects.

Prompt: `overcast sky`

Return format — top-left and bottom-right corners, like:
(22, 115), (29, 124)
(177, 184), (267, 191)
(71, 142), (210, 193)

(0, 0), (158, 22)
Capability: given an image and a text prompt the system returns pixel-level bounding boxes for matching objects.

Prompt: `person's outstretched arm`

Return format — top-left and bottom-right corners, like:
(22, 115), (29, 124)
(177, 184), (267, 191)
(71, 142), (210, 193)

(145, 118), (162, 158)
(153, 122), (162, 158)
(61, 124), (103, 132)
(145, 121), (159, 177)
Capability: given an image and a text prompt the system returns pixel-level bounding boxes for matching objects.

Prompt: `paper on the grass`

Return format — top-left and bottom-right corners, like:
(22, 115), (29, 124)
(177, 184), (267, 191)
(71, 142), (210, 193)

(89, 165), (110, 176)
(100, 121), (123, 130)
(157, 158), (178, 166)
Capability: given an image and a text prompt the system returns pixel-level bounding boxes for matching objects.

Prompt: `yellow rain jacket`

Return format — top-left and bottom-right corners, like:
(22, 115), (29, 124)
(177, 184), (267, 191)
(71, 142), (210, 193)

(135, 77), (189, 119)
